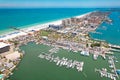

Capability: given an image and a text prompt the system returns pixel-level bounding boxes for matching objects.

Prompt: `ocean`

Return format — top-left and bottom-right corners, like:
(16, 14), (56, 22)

(0, 8), (95, 34)
(90, 9), (120, 45)
(1, 8), (120, 80)
(0, 8), (120, 45)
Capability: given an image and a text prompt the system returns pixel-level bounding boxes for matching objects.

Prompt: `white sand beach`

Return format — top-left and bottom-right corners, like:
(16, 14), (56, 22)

(0, 12), (91, 41)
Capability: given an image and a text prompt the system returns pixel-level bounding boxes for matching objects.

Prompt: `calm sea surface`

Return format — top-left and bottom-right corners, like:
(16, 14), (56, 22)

(7, 42), (120, 80)
(0, 8), (94, 34)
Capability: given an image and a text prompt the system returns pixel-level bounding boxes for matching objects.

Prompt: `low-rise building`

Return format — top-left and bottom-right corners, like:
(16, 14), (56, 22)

(5, 51), (21, 61)
(0, 42), (11, 54)
(49, 24), (63, 30)
(5, 62), (14, 69)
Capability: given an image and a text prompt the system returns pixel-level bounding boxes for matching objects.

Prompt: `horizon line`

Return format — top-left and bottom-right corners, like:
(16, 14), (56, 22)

(0, 6), (120, 9)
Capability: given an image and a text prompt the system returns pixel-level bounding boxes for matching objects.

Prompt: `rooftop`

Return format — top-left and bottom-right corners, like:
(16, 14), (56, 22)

(5, 51), (21, 60)
(0, 42), (10, 49)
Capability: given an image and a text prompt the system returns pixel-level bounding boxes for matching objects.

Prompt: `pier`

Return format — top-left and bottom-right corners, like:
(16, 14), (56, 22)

(38, 53), (84, 72)
(95, 55), (119, 80)
(108, 56), (119, 79)
(109, 44), (120, 50)
(10, 26), (29, 34)
(109, 44), (120, 52)
(95, 68), (117, 80)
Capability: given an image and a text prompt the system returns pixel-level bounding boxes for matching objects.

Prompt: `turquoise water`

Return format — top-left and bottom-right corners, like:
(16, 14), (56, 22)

(0, 8), (95, 34)
(90, 10), (120, 45)
(0, 8), (120, 45)
(0, 8), (120, 80)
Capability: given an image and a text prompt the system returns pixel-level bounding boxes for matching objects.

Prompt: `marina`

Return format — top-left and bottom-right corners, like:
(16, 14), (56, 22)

(38, 53), (84, 72)
(7, 42), (120, 80)
(0, 9), (119, 80)
(95, 68), (117, 80)
(95, 55), (119, 80)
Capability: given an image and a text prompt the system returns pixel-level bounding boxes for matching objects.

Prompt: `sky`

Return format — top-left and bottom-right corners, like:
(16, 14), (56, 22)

(0, 0), (120, 8)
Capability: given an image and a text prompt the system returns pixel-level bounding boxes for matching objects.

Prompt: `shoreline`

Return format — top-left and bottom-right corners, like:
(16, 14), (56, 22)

(1, 10), (120, 80)
(0, 11), (92, 40)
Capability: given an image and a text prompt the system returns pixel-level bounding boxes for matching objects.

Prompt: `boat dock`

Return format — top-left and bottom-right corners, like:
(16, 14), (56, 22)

(108, 56), (119, 79)
(95, 55), (119, 80)
(95, 68), (117, 80)
(38, 53), (84, 72)
(49, 47), (59, 54)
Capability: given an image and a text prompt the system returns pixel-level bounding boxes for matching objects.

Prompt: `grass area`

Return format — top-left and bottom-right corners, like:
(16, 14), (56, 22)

(40, 30), (52, 36)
